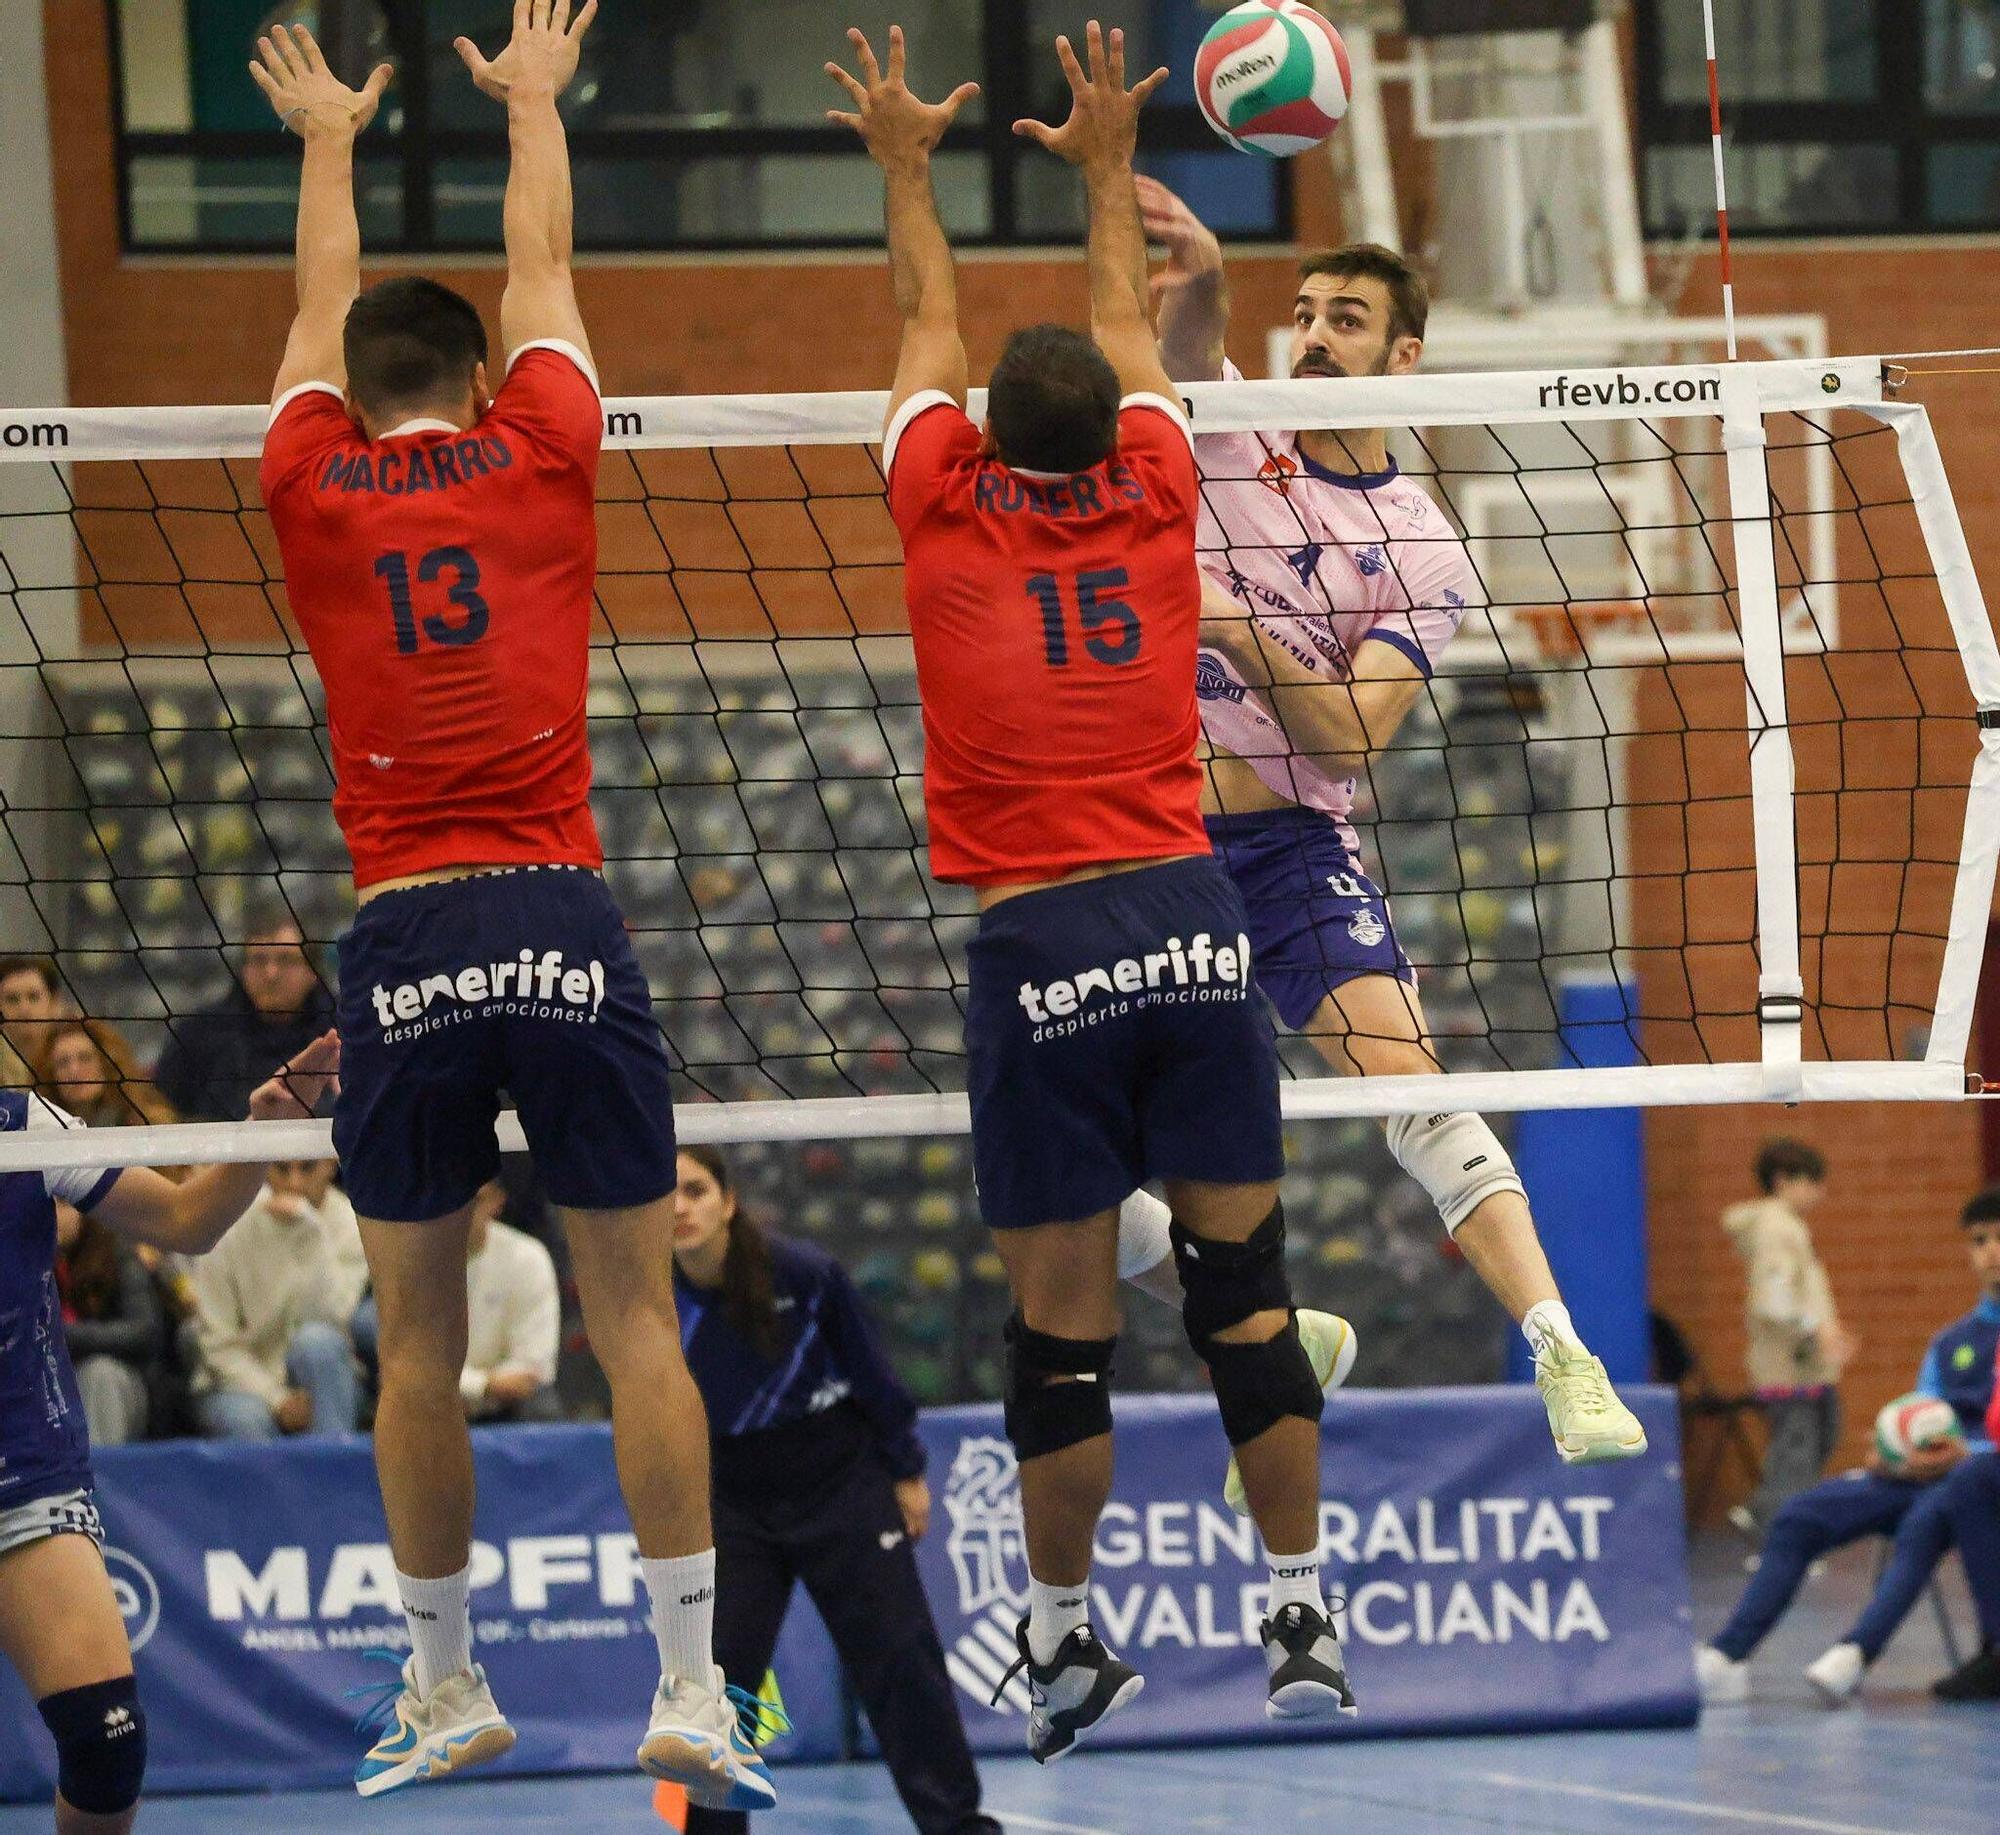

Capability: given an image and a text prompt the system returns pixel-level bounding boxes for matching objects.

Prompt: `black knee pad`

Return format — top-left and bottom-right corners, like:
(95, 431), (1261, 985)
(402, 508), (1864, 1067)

(39, 1675), (146, 1816)
(1003, 1312), (1116, 1461)
(1205, 1318), (1326, 1446)
(1171, 1202), (1294, 1354)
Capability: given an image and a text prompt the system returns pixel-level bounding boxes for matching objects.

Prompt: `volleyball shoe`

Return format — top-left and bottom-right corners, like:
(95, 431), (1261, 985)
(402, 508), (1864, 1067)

(1261, 1600), (1360, 1720)
(1224, 1309), (1358, 1516)
(350, 1656), (515, 1797)
(1535, 1344), (1649, 1464)
(993, 1619), (1145, 1764)
(638, 1665), (781, 1811)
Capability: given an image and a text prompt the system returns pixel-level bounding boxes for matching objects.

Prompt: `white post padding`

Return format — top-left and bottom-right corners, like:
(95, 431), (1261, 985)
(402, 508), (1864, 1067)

(1865, 400), (2000, 1074)
(1722, 371), (1805, 1097)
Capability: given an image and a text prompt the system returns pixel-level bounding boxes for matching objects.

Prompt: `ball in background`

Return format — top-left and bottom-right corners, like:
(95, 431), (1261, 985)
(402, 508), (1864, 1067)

(1872, 1391), (1964, 1469)
(1195, 1), (1352, 158)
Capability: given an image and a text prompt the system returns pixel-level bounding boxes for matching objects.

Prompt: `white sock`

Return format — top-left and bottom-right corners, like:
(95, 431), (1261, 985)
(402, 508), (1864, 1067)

(641, 1551), (717, 1689)
(1522, 1300), (1586, 1360)
(1267, 1550), (1324, 1616)
(396, 1566), (473, 1697)
(1027, 1574), (1091, 1665)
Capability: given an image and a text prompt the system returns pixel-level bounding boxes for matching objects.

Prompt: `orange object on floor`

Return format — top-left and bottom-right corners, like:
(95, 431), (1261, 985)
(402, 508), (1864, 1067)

(652, 1781), (688, 1828)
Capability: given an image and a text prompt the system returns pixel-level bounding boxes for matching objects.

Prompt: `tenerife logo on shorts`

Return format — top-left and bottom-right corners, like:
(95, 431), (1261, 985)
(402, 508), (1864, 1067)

(370, 949), (607, 1041)
(1016, 931), (1253, 1042)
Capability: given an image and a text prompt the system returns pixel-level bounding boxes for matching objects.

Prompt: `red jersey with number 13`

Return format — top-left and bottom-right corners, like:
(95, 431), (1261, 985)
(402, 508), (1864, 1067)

(259, 344), (604, 890)
(886, 390), (1210, 887)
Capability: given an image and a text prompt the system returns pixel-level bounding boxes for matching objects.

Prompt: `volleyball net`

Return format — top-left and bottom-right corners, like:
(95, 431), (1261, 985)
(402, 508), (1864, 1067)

(1, 353), (1994, 1174)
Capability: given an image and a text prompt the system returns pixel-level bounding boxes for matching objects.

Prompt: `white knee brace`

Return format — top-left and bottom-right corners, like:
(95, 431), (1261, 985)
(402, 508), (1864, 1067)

(1385, 1109), (1525, 1235)
(1115, 1187), (1175, 1281)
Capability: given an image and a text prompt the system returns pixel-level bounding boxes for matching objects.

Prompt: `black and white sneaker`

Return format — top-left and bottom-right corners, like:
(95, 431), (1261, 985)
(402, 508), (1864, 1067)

(991, 1619), (1145, 1764)
(1261, 1602), (1358, 1722)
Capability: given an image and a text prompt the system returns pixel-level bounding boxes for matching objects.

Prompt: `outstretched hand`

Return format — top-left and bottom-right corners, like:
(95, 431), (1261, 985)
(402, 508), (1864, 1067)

(456, 0), (598, 105)
(1014, 21), (1167, 170)
(826, 25), (980, 167)
(249, 22), (391, 138)
(248, 1030), (341, 1121)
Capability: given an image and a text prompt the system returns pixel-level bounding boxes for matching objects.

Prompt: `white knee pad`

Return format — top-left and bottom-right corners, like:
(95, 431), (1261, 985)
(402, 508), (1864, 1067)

(1116, 1187), (1175, 1281)
(1385, 1109), (1525, 1235)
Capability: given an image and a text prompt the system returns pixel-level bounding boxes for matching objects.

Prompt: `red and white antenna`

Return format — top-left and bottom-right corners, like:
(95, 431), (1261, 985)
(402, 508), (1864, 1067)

(1701, 0), (1737, 358)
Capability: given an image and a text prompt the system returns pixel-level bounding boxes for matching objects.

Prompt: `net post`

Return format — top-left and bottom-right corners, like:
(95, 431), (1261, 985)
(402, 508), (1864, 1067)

(1721, 371), (1804, 1097)
(1863, 401), (2000, 1071)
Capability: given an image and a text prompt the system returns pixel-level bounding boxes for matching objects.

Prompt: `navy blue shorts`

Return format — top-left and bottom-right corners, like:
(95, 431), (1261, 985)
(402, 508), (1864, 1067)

(333, 867), (678, 1221)
(963, 856), (1284, 1231)
(1206, 808), (1414, 1032)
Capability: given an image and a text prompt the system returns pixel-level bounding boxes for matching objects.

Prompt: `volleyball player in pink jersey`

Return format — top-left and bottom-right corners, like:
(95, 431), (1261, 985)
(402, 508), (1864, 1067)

(1114, 178), (1647, 1482)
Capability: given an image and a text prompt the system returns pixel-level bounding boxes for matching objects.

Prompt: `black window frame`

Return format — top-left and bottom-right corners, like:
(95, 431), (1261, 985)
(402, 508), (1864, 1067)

(1634, 0), (2000, 237)
(106, 1), (1293, 256)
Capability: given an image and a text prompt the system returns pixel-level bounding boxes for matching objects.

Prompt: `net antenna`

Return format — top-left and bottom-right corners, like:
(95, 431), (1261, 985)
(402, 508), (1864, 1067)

(1699, 0), (1738, 358)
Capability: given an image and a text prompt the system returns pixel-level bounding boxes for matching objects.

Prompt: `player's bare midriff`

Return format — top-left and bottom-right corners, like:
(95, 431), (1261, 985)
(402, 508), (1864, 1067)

(1200, 739), (1297, 819)
(357, 863), (593, 907)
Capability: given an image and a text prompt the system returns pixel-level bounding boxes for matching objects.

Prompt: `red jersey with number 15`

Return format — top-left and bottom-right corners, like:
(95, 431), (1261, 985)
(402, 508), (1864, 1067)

(259, 343), (605, 890)
(886, 390), (1210, 887)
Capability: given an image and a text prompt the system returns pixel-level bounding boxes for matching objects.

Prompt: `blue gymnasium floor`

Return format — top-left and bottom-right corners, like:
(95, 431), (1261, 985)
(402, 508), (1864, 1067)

(5, 1534), (1993, 1834)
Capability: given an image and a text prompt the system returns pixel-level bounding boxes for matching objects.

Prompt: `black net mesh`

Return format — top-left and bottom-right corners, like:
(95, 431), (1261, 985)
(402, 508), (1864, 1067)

(0, 397), (1972, 1394)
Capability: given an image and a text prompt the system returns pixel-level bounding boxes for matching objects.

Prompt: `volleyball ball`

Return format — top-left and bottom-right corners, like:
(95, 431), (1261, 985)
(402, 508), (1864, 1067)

(1195, 1), (1352, 158)
(1872, 1392), (1963, 1468)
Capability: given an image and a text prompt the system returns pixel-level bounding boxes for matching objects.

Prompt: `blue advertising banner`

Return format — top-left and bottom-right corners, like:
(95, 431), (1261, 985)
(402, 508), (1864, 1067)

(0, 1389), (1694, 1801)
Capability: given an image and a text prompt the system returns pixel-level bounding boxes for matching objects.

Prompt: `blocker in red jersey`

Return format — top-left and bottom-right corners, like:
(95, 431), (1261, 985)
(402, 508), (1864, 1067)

(831, 16), (1353, 1761)
(252, 5), (774, 1815)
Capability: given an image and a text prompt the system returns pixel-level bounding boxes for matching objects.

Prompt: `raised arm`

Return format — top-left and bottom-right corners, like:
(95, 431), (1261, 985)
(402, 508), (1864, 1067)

(827, 27), (980, 426)
(89, 1034), (340, 1257)
(1014, 24), (1173, 401)
(249, 25), (393, 402)
(1200, 578), (1426, 774)
(1136, 176), (1229, 382)
(456, 0), (598, 364)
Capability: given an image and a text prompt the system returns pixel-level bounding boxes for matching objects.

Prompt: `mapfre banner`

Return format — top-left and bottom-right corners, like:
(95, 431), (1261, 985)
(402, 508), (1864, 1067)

(0, 1389), (1693, 1799)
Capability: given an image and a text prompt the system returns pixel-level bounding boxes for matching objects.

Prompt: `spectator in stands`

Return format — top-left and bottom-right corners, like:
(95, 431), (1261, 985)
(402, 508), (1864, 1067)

(461, 1179), (562, 1423)
(1698, 1186), (2000, 1703)
(153, 905), (335, 1121)
(189, 1158), (367, 1438)
(0, 955), (58, 1089)
(1724, 1137), (1856, 1534)
(670, 1146), (998, 1835)
(36, 1022), (163, 1130)
(3, 955), (176, 1122)
(54, 1202), (165, 1446)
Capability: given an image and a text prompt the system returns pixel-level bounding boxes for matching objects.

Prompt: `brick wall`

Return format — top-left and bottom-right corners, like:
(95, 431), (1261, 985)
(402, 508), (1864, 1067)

(38, 2), (2000, 1489)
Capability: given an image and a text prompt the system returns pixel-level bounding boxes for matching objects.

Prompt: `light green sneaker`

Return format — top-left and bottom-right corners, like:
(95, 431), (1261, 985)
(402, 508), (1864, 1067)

(1224, 1310), (1357, 1518)
(1535, 1345), (1648, 1465)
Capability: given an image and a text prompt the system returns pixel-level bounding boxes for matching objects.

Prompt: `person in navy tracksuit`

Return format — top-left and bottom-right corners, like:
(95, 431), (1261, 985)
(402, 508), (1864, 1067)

(671, 1146), (999, 1835)
(1698, 1186), (2000, 1703)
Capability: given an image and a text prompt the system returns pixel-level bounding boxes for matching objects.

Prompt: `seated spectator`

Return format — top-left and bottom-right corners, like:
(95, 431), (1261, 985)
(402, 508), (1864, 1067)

(4, 954), (176, 1121)
(0, 955), (56, 1088)
(36, 1021), (168, 1129)
(462, 1180), (562, 1423)
(1698, 1186), (2000, 1703)
(1724, 1137), (1856, 1534)
(154, 903), (335, 1121)
(190, 1159), (367, 1439)
(55, 1201), (165, 1446)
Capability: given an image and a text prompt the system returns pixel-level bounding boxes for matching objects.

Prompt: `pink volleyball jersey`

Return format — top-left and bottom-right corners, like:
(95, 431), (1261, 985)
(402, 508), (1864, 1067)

(1194, 361), (1480, 848)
